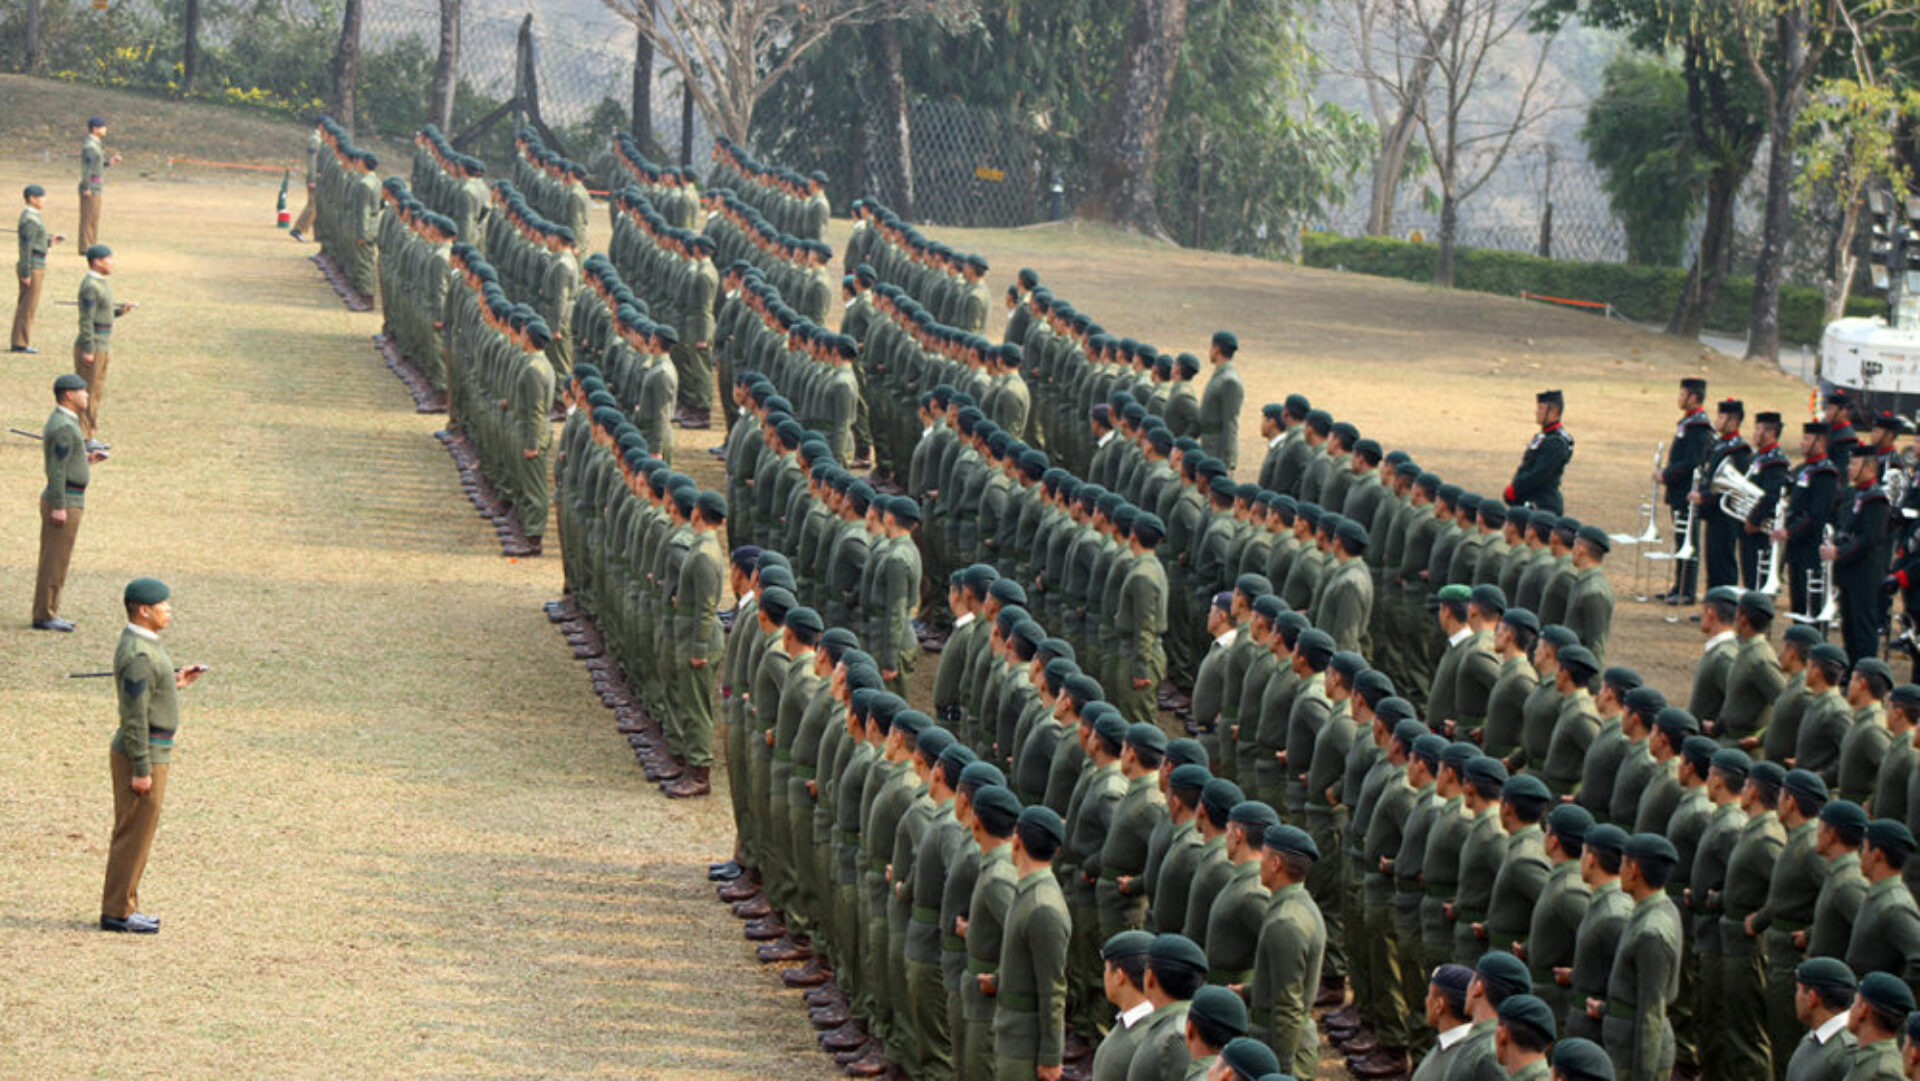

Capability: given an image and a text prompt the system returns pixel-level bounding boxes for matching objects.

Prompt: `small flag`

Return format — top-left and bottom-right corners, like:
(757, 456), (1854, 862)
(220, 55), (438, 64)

(276, 169), (291, 229)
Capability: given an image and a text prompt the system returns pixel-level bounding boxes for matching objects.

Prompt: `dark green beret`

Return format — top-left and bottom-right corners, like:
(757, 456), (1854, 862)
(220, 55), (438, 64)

(1393, 719), (1429, 747)
(1584, 824), (1627, 856)
(1102, 929), (1155, 962)
(1470, 583), (1508, 613)
(1751, 760), (1787, 790)
(124, 577), (170, 605)
(973, 784), (1022, 826)
(1356, 669), (1395, 700)
(1475, 951), (1533, 998)
(1376, 696), (1417, 723)
(1820, 799), (1868, 839)
(1230, 800), (1281, 834)
(1132, 512), (1166, 540)
(916, 726), (955, 759)
(1653, 707), (1700, 740)
(1892, 683), (1920, 709)
(1188, 984), (1250, 1035)
(1261, 402), (1286, 420)
(1203, 778), (1247, 818)
(1623, 685), (1667, 716)
(1263, 823), (1319, 860)
(1625, 832), (1679, 866)
(1857, 657), (1895, 685)
(892, 709), (929, 737)
(1540, 624), (1581, 650)
(1557, 645), (1599, 678)
(1127, 723), (1169, 755)
(1093, 712), (1128, 745)
(1737, 590), (1775, 618)
(1711, 748), (1752, 782)
(1784, 624), (1825, 648)
(1576, 524), (1611, 552)
(1548, 803), (1593, 843)
(1784, 768), (1829, 808)
(1796, 956), (1858, 993)
(1497, 993), (1557, 1043)
(54, 373), (87, 394)
(1465, 756), (1510, 788)
(1552, 1037), (1615, 1081)
(24, 183), (45, 198)
(1860, 970), (1914, 1015)
(1252, 595), (1285, 621)
(1331, 651), (1368, 680)
(1502, 608), (1541, 634)
(1149, 932), (1210, 974)
(960, 761), (1006, 789)
(1337, 519), (1370, 549)
(85, 243), (112, 260)
(1504, 774), (1551, 803)
(1167, 738), (1209, 769)
(1810, 643), (1850, 669)
(939, 743), (978, 772)
(1018, 804), (1066, 845)
(1704, 585), (1742, 606)
(1442, 741), (1480, 769)
(1682, 735), (1719, 773)
(888, 496), (921, 524)
(1212, 331), (1239, 353)
(1235, 573), (1273, 597)
(1868, 818), (1917, 856)
(1413, 733), (1450, 760)
(1220, 1037), (1279, 1081)
(1295, 629), (1335, 663)
(1170, 763), (1214, 792)
(696, 490), (728, 519)
(1437, 584), (1472, 603)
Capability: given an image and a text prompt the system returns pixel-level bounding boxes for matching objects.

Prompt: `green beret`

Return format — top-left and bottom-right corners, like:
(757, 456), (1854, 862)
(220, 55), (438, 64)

(1711, 748), (1752, 782)
(53, 373), (87, 395)
(1584, 824), (1627, 856)
(1796, 956), (1858, 993)
(23, 183), (45, 198)
(1413, 734), (1450, 761)
(1504, 774), (1551, 803)
(939, 743), (978, 772)
(1557, 645), (1599, 678)
(1148, 932), (1210, 974)
(1188, 984), (1250, 1035)
(1092, 711), (1128, 745)
(1262, 823), (1319, 860)
(1127, 723), (1169, 755)
(1295, 628), (1335, 663)
(1465, 756), (1510, 788)
(1356, 669), (1395, 699)
(1548, 803), (1593, 843)
(124, 577), (170, 605)
(1892, 684), (1920, 709)
(1784, 624), (1825, 648)
(1377, 696), (1418, 723)
(1470, 583), (1508, 613)
(1102, 929), (1155, 962)
(1251, 595), (1285, 621)
(1442, 741), (1479, 769)
(1220, 1037), (1279, 1081)
(1235, 573), (1273, 598)
(1167, 738), (1208, 769)
(1704, 585), (1742, 606)
(1330, 650), (1368, 680)
(916, 726), (955, 760)
(1497, 993), (1557, 1043)
(696, 490), (727, 519)
(1392, 718), (1429, 747)
(1229, 800), (1281, 834)
(1202, 778), (1246, 818)
(1336, 519), (1370, 549)
(892, 709), (930, 738)
(888, 495), (921, 524)
(1541, 624), (1581, 650)
(1502, 607), (1541, 634)
(1856, 657), (1895, 685)
(1859, 970), (1914, 1015)
(1623, 685), (1667, 717)
(1475, 951), (1533, 999)
(1868, 818), (1917, 856)
(1820, 799), (1869, 838)
(1810, 643), (1850, 669)
(1018, 804), (1066, 846)
(1212, 330), (1240, 353)
(972, 785), (1022, 827)
(785, 606), (824, 634)
(1653, 707), (1701, 740)
(1437, 584), (1472, 603)
(1738, 590), (1775, 618)
(85, 243), (112, 260)
(1625, 832), (1679, 866)
(1170, 763), (1214, 792)
(1751, 760), (1787, 790)
(1784, 769), (1829, 809)
(1552, 1037), (1616, 1081)
(1576, 524), (1611, 552)
(960, 761), (1006, 789)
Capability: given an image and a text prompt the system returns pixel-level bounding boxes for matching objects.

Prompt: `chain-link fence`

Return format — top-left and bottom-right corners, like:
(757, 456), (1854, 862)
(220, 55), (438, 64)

(853, 99), (1047, 228)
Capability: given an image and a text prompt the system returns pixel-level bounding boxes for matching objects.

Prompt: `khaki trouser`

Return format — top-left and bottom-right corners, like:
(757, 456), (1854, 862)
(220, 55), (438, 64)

(72, 342), (109, 438)
(78, 191), (101, 253)
(103, 751), (168, 919)
(33, 496), (83, 623)
(293, 182), (317, 234)
(12, 267), (43, 349)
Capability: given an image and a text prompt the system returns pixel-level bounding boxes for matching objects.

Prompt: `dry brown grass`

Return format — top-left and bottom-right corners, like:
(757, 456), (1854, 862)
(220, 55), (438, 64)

(0, 112), (1805, 1077)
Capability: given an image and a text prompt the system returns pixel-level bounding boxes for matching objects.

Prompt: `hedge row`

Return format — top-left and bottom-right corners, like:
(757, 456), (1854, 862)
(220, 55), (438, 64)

(1298, 233), (1880, 347)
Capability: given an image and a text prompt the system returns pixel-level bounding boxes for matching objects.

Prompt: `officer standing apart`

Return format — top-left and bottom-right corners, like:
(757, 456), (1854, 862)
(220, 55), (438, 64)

(78, 116), (119, 254)
(33, 374), (106, 633)
(102, 577), (209, 934)
(13, 184), (64, 353)
(1507, 390), (1573, 514)
(1198, 332), (1244, 474)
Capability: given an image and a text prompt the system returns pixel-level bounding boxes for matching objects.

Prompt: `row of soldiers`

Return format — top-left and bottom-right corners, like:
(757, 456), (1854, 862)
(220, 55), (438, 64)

(844, 199), (994, 337)
(706, 135), (830, 240)
(371, 180), (456, 391)
(309, 117), (381, 298)
(506, 126), (593, 246)
(601, 133), (701, 230)
(549, 364), (726, 795)
(407, 124), (490, 246)
(477, 180), (583, 379)
(602, 188), (720, 423)
(562, 253), (682, 463)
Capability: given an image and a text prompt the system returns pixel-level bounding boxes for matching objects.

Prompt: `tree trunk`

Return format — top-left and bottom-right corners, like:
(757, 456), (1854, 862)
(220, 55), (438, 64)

(680, 79), (694, 167)
(431, 0), (460, 131)
(1364, 0), (1463, 236)
(330, 0), (364, 135)
(873, 19), (914, 219)
(1669, 162), (1743, 338)
(631, 12), (654, 154)
(1826, 197), (1862, 323)
(1086, 0), (1190, 235)
(181, 0), (201, 94)
(847, 71), (869, 200)
(1745, 10), (1821, 363)
(22, 0), (41, 74)
(1434, 190), (1459, 287)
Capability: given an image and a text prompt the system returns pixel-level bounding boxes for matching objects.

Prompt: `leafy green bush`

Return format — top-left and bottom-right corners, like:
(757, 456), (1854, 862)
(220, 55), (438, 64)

(1299, 232), (1878, 346)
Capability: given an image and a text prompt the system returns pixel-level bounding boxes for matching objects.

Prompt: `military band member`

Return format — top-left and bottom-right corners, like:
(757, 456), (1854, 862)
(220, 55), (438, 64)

(1822, 451), (1890, 664)
(1694, 399), (1755, 592)
(1778, 423), (1841, 622)
(1746, 412), (1793, 586)
(1657, 378), (1716, 606)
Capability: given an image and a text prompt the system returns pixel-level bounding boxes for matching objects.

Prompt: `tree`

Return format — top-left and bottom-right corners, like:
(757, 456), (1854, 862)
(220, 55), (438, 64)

(1415, 0), (1560, 286)
(1084, 0), (1191, 234)
(22, 0), (40, 74)
(330, 0), (363, 135)
(1332, 0), (1462, 235)
(631, 9), (655, 153)
(182, 0), (201, 93)
(596, 0), (958, 144)
(431, 0), (460, 131)
(871, 19), (915, 218)
(1795, 78), (1919, 320)
(1582, 53), (1700, 265)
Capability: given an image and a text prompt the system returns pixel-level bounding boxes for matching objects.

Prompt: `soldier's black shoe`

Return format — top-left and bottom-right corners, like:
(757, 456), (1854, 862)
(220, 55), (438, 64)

(9, 346), (38, 354)
(32, 618), (75, 632)
(289, 229), (305, 242)
(100, 913), (160, 934)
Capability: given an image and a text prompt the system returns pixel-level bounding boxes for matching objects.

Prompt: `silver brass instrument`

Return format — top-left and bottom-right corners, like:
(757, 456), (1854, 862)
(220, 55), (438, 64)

(1627, 441), (1667, 602)
(1709, 458), (1766, 518)
(1889, 463), (1912, 519)
(1756, 503), (1785, 597)
(1672, 462), (1702, 563)
(1789, 524), (1839, 628)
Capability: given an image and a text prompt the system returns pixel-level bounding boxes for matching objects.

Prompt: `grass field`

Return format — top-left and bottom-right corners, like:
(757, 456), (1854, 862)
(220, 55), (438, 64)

(0, 79), (1818, 1077)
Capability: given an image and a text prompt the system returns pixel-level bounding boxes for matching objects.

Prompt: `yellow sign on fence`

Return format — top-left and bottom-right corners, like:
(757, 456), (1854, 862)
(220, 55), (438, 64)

(974, 166), (1006, 183)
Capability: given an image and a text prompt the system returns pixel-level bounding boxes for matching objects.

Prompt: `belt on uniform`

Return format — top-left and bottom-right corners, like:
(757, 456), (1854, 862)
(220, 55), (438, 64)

(65, 484), (87, 493)
(910, 905), (940, 924)
(1098, 868), (1126, 882)
(1394, 880), (1422, 895)
(92, 324), (112, 332)
(771, 749), (792, 762)
(148, 726), (175, 740)
(794, 765), (816, 780)
(1209, 967), (1253, 985)
(966, 956), (997, 975)
(1487, 931), (1519, 950)
(1606, 998), (1637, 1020)
(1426, 883), (1457, 899)
(1770, 917), (1812, 933)
(997, 992), (1037, 1012)
(868, 858), (886, 874)
(942, 933), (965, 952)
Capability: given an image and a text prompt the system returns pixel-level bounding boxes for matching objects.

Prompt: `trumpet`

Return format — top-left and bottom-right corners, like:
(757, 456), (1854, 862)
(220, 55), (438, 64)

(1790, 524), (1839, 628)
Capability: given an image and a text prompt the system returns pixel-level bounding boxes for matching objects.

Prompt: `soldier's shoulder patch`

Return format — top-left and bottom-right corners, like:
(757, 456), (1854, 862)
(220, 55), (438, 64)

(122, 675), (147, 699)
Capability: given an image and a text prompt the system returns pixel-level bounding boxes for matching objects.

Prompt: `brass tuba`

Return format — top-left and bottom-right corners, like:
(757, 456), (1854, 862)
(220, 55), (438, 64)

(1708, 458), (1766, 519)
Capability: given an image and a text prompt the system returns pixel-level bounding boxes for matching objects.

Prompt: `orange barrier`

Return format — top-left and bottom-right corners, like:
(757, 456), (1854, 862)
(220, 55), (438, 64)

(166, 157), (296, 173)
(1519, 291), (1614, 315)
